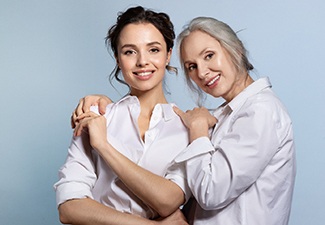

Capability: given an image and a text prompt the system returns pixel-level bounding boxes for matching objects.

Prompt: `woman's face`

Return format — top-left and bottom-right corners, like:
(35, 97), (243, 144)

(116, 23), (171, 95)
(181, 30), (247, 102)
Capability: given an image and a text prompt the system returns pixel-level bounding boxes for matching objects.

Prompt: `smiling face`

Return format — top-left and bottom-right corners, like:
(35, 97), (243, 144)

(181, 30), (251, 102)
(116, 23), (171, 96)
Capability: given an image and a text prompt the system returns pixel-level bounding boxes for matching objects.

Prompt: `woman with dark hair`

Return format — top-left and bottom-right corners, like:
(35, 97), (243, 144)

(54, 6), (189, 225)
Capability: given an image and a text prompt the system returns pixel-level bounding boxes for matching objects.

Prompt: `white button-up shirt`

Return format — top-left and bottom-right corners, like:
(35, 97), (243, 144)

(169, 77), (296, 225)
(54, 95), (189, 218)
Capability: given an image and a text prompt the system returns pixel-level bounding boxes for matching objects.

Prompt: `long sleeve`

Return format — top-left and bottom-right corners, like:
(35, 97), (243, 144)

(54, 133), (97, 206)
(177, 98), (287, 210)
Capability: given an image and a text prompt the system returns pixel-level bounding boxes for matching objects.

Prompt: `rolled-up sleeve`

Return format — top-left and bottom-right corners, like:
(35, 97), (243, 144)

(54, 133), (97, 207)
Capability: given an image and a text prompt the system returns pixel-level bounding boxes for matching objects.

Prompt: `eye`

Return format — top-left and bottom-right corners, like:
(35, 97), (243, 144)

(149, 48), (160, 53)
(205, 52), (214, 60)
(187, 64), (197, 72)
(123, 50), (136, 55)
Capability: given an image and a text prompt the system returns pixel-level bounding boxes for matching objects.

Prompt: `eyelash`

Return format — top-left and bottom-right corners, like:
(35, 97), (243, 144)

(187, 65), (197, 71)
(205, 53), (214, 60)
(187, 52), (214, 71)
(124, 50), (135, 55)
(150, 48), (160, 53)
(123, 47), (160, 55)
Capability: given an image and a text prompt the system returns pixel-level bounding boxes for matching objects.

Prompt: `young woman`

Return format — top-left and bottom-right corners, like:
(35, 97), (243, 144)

(54, 6), (190, 225)
(75, 17), (296, 225)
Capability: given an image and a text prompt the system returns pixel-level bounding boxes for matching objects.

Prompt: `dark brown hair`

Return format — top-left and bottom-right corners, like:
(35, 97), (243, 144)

(106, 6), (176, 88)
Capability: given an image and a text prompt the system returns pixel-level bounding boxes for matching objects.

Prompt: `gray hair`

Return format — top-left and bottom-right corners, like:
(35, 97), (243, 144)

(177, 17), (254, 105)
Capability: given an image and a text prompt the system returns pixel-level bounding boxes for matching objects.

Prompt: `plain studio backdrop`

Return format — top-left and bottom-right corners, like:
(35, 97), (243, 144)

(1, 0), (324, 224)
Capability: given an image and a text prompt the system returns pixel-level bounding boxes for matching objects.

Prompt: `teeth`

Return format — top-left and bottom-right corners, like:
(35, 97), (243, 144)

(137, 71), (152, 76)
(207, 75), (220, 86)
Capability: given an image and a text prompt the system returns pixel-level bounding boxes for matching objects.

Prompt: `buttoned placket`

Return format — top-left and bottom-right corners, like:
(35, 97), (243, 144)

(128, 102), (163, 161)
(144, 104), (162, 148)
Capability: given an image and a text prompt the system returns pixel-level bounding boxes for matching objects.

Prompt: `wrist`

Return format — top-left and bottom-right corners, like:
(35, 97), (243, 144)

(189, 131), (209, 143)
(93, 141), (111, 157)
(188, 122), (209, 142)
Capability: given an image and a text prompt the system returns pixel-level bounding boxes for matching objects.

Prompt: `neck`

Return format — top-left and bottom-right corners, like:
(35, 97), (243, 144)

(130, 88), (167, 117)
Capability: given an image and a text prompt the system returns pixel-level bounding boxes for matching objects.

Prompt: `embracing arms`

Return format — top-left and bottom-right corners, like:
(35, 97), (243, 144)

(70, 95), (185, 217)
(59, 198), (187, 225)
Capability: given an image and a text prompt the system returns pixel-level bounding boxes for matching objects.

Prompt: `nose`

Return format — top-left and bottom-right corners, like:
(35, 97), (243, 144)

(197, 63), (209, 79)
(136, 52), (149, 67)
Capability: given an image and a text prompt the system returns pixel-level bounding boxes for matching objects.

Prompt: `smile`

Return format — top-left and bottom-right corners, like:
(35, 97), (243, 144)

(135, 71), (153, 77)
(207, 75), (220, 86)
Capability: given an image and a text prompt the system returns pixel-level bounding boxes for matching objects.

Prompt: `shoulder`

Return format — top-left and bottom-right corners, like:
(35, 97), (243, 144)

(235, 89), (293, 136)
(89, 103), (115, 117)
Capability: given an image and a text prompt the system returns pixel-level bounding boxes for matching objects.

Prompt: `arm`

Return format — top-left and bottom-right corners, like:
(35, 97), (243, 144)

(59, 198), (154, 225)
(56, 119), (186, 224)
(175, 103), (282, 210)
(59, 198), (188, 225)
(74, 112), (185, 217)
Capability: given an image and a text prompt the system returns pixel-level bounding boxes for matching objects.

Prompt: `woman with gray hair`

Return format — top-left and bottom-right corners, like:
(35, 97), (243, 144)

(172, 16), (296, 225)
(73, 16), (296, 225)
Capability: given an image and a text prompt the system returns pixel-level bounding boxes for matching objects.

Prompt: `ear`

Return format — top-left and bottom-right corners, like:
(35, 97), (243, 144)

(115, 56), (120, 68)
(166, 48), (172, 65)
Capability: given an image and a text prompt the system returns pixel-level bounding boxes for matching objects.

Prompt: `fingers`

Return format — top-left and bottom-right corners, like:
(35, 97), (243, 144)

(77, 111), (97, 121)
(73, 112), (98, 136)
(173, 106), (185, 117)
(71, 111), (78, 129)
(71, 95), (109, 128)
(82, 96), (96, 114)
(98, 97), (111, 115)
(70, 98), (87, 129)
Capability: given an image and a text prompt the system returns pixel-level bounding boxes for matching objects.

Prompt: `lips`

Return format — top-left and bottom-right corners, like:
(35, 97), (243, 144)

(135, 71), (153, 76)
(133, 70), (154, 80)
(206, 74), (220, 87)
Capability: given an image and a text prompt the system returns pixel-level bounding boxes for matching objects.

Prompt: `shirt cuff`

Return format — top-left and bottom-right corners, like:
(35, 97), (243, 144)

(55, 182), (94, 207)
(165, 163), (192, 203)
(174, 136), (215, 163)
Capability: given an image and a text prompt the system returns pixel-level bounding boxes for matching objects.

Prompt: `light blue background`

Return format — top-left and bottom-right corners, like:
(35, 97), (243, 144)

(1, 0), (324, 224)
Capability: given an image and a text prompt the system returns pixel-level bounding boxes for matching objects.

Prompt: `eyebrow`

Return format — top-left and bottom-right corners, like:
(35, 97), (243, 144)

(183, 47), (209, 65)
(121, 41), (163, 49)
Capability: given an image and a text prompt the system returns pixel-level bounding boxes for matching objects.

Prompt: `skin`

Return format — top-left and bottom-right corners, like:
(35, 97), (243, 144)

(60, 23), (187, 225)
(174, 30), (254, 142)
(69, 28), (255, 225)
(181, 30), (253, 102)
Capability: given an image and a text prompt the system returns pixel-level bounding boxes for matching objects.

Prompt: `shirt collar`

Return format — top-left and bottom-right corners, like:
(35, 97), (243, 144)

(213, 77), (272, 116)
(161, 103), (177, 121)
(116, 95), (176, 121)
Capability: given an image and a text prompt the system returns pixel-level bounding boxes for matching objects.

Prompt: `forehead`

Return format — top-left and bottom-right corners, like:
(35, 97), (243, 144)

(181, 30), (222, 57)
(118, 23), (166, 46)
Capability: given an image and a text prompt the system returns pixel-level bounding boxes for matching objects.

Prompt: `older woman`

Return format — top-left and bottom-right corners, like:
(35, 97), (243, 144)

(172, 17), (296, 225)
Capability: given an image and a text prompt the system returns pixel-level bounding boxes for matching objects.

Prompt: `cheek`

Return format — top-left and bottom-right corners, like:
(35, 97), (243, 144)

(152, 53), (169, 67)
(189, 73), (201, 86)
(119, 58), (134, 71)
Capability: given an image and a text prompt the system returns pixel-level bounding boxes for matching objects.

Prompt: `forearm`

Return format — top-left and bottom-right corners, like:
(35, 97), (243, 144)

(97, 142), (185, 217)
(59, 198), (155, 225)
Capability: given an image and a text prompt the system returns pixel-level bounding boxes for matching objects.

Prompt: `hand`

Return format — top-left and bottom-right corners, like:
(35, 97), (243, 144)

(155, 209), (188, 225)
(173, 106), (217, 142)
(71, 95), (112, 128)
(73, 111), (108, 151)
